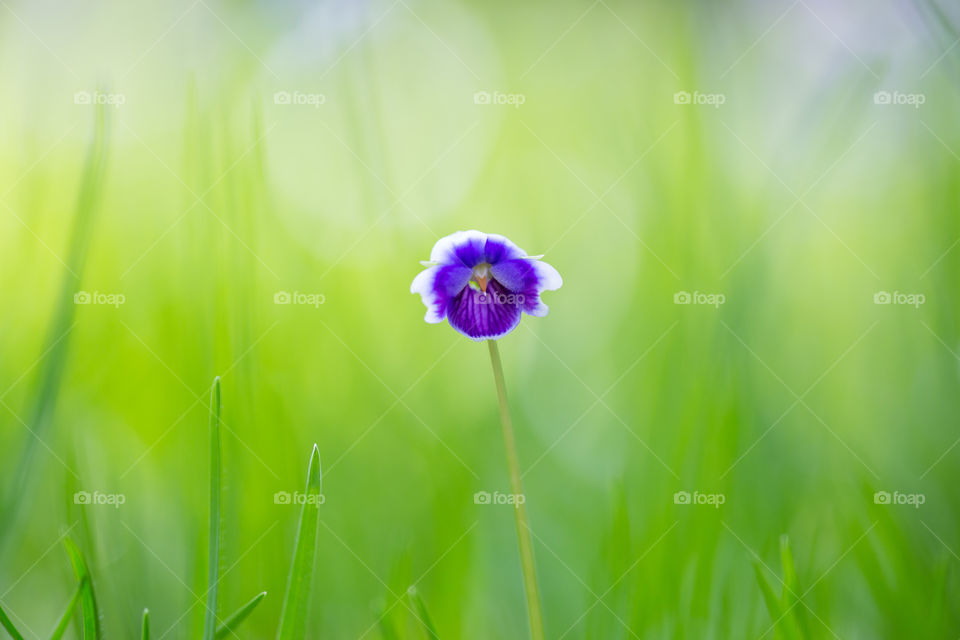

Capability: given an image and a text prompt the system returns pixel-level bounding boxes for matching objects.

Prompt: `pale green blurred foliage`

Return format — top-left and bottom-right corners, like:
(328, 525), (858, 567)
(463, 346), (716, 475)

(1, 0), (959, 637)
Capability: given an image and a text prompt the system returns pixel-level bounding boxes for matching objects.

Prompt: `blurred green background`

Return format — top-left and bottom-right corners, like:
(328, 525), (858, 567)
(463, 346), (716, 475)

(1, 0), (959, 637)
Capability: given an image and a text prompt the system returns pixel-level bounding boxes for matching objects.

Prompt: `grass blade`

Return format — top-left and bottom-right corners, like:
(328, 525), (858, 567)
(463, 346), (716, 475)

(215, 591), (266, 639)
(49, 581), (83, 640)
(0, 102), (110, 551)
(753, 562), (781, 632)
(778, 536), (808, 637)
(752, 557), (803, 640)
(408, 587), (439, 640)
(376, 606), (400, 640)
(0, 602), (25, 640)
(141, 609), (149, 640)
(204, 377), (223, 640)
(63, 537), (99, 639)
(276, 444), (322, 640)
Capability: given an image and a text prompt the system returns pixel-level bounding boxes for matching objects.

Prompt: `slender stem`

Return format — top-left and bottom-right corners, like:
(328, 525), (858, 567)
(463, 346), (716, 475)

(488, 340), (545, 640)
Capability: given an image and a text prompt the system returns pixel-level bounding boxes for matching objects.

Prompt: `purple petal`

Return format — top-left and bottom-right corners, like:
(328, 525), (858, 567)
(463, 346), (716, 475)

(427, 230), (530, 268)
(483, 234), (526, 264)
(489, 258), (562, 294)
(446, 279), (522, 341)
(410, 264), (472, 323)
(429, 230), (488, 268)
(519, 290), (549, 316)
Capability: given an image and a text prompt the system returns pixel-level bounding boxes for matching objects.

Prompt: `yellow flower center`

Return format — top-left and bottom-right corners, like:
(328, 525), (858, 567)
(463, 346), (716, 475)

(472, 263), (491, 293)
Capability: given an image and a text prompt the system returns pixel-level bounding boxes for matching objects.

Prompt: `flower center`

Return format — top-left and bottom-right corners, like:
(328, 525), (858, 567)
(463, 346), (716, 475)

(471, 262), (491, 293)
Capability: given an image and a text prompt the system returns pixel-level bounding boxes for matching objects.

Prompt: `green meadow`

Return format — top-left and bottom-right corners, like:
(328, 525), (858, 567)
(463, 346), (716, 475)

(1, 0), (959, 637)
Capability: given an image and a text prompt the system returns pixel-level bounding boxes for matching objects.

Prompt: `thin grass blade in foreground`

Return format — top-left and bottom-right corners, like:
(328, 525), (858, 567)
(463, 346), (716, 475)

(203, 377), (223, 640)
(216, 591), (266, 639)
(0, 103), (110, 550)
(64, 537), (100, 639)
(49, 582), (83, 640)
(0, 602), (25, 640)
(141, 609), (150, 640)
(276, 444), (322, 640)
(408, 588), (439, 639)
(752, 536), (805, 640)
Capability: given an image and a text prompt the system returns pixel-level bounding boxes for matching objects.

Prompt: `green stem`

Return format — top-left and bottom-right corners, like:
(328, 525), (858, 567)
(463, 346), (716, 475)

(488, 340), (545, 640)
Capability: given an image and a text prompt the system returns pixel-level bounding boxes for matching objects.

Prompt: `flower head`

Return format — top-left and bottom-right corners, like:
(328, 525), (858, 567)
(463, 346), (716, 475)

(410, 230), (562, 341)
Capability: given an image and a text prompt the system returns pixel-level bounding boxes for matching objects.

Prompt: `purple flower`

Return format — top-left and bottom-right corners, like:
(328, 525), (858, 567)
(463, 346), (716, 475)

(411, 230), (562, 341)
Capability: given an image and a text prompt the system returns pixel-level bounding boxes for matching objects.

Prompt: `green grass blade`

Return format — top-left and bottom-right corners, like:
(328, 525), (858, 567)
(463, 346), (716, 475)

(141, 609), (149, 640)
(778, 536), (798, 603)
(752, 559), (803, 640)
(0, 601), (25, 640)
(63, 538), (99, 639)
(753, 562), (782, 632)
(778, 536), (808, 638)
(408, 587), (439, 640)
(215, 591), (266, 639)
(204, 377), (223, 640)
(49, 581), (83, 640)
(0, 102), (110, 551)
(376, 606), (400, 640)
(276, 444), (322, 640)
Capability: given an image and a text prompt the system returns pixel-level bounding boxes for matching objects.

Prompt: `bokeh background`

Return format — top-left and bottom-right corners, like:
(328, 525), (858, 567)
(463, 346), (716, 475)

(1, 0), (959, 637)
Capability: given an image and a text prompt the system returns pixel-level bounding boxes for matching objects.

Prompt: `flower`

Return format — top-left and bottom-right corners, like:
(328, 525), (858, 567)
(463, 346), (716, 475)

(410, 230), (562, 341)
